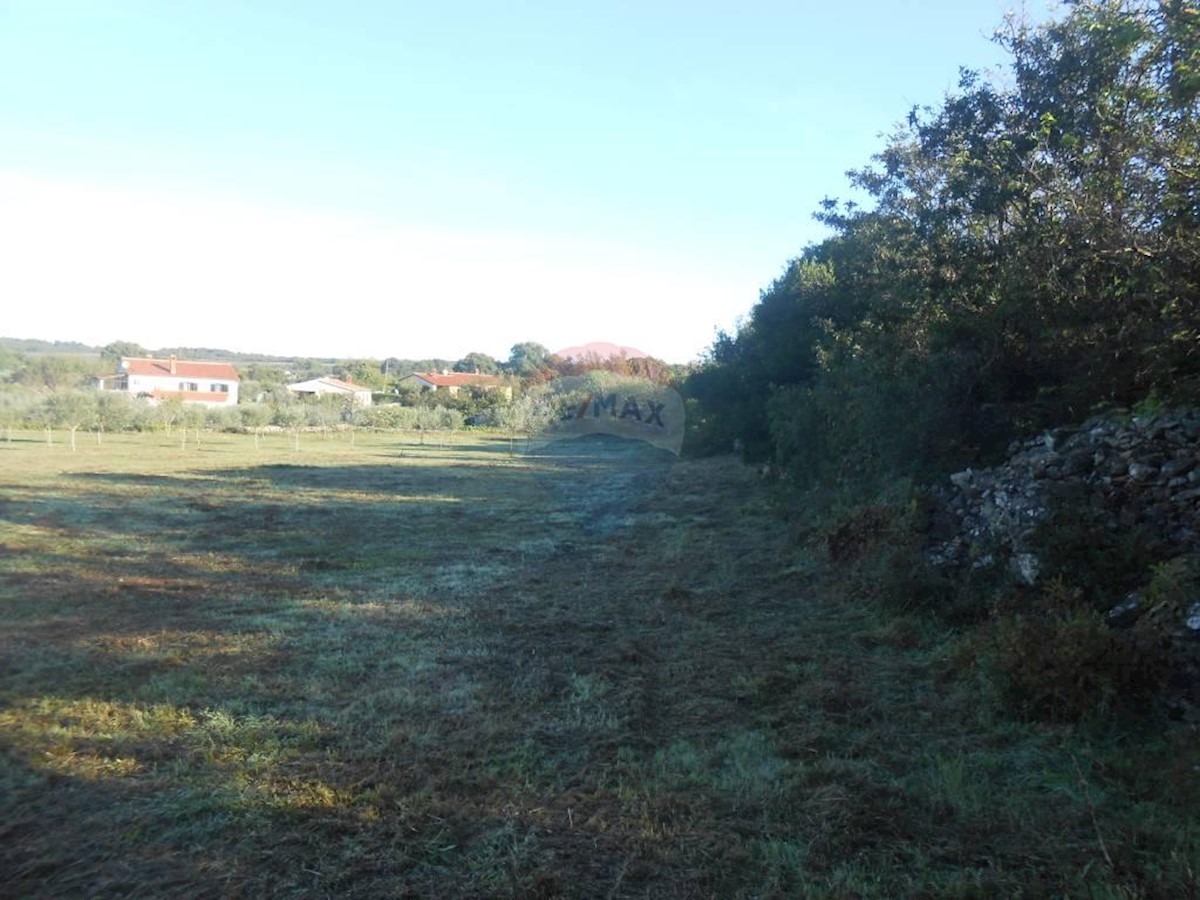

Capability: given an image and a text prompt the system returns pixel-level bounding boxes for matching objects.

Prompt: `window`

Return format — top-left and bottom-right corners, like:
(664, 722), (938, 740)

(180, 381), (199, 391)
(210, 383), (230, 393)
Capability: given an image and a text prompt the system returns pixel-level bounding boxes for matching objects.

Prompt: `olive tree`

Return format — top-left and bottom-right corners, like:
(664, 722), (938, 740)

(42, 391), (96, 451)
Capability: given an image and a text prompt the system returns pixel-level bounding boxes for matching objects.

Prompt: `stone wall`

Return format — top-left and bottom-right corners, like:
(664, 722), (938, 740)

(930, 412), (1200, 574)
(926, 410), (1200, 718)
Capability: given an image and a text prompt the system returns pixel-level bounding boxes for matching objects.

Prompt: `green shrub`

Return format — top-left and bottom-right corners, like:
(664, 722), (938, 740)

(984, 580), (1169, 722)
(1145, 555), (1200, 622)
(1032, 483), (1165, 609)
(818, 495), (975, 623)
(815, 484), (1014, 628)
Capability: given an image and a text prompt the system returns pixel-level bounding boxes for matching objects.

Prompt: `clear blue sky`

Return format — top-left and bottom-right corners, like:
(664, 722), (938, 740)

(0, 1), (1045, 362)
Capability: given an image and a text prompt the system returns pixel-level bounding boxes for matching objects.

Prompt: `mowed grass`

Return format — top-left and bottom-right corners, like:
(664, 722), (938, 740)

(1, 429), (1197, 897)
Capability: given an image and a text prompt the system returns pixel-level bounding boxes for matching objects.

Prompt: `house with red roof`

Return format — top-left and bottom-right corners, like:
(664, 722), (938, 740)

(401, 371), (512, 401)
(95, 356), (240, 407)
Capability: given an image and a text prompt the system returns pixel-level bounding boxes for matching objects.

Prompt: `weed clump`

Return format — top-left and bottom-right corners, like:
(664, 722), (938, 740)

(1032, 482), (1166, 609)
(982, 579), (1172, 723)
(822, 495), (979, 622)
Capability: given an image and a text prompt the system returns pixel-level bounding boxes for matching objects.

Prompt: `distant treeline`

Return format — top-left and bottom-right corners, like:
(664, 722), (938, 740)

(0, 336), (454, 379)
(0, 339), (686, 409)
(0, 337), (98, 356)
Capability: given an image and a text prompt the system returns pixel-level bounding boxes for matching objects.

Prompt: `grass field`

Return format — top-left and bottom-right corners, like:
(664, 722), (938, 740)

(2, 429), (1197, 897)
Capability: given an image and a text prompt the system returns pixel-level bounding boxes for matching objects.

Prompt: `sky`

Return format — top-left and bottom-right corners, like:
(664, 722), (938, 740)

(0, 1), (1047, 363)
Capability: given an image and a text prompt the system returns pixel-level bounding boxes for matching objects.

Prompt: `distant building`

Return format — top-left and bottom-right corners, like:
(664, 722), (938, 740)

(287, 377), (373, 406)
(95, 356), (239, 407)
(401, 371), (512, 401)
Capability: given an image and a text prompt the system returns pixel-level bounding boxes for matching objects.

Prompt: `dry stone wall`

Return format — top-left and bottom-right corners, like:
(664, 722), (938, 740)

(927, 411), (1200, 717)
(930, 412), (1200, 576)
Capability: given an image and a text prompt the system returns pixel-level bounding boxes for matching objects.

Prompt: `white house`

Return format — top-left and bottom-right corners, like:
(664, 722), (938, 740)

(401, 372), (513, 401)
(287, 377), (373, 406)
(95, 356), (240, 407)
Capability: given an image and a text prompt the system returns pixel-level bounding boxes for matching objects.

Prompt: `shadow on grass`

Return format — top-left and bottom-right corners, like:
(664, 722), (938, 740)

(0, 747), (261, 898)
(0, 435), (702, 895)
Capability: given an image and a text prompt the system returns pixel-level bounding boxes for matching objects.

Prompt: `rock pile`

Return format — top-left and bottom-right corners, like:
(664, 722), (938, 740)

(929, 411), (1200, 580)
(927, 410), (1200, 718)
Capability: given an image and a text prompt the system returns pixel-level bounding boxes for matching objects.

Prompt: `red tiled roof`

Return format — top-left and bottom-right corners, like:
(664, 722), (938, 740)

(409, 372), (503, 387)
(122, 357), (239, 381)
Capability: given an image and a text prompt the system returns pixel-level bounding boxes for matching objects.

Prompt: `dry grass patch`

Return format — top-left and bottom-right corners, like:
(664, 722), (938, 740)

(1, 432), (1198, 896)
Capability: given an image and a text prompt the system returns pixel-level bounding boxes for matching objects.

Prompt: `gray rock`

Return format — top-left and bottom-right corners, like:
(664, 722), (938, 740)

(1012, 552), (1041, 585)
(1129, 462), (1159, 482)
(1163, 456), (1197, 479)
(929, 411), (1200, 636)
(949, 469), (973, 489)
(1099, 454), (1128, 477)
(1062, 449), (1094, 477)
(971, 553), (997, 570)
(1107, 591), (1143, 628)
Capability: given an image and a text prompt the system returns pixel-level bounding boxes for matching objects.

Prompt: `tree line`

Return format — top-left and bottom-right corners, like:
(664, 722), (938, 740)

(684, 0), (1199, 504)
(0, 337), (687, 449)
(0, 339), (683, 402)
(0, 390), (478, 450)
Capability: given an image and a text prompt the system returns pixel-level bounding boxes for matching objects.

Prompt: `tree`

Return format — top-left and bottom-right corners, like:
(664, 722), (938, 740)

(155, 399), (185, 436)
(206, 406), (241, 434)
(93, 392), (135, 443)
(506, 342), (551, 377)
(344, 399), (371, 447)
(392, 382), (422, 406)
(441, 407), (465, 445)
(336, 360), (386, 391)
(179, 404), (207, 449)
(0, 392), (32, 442)
(25, 398), (55, 445)
(239, 403), (273, 448)
(272, 400), (306, 452)
(494, 393), (553, 454)
(453, 352), (500, 375)
(12, 355), (94, 391)
(42, 391), (96, 451)
(687, 0), (1200, 498)
(363, 403), (410, 432)
(100, 341), (146, 366)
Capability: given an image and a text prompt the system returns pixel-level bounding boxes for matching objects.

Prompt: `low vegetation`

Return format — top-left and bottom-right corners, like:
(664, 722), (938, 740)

(2, 431), (1197, 896)
(688, 0), (1198, 479)
(684, 0), (1200, 746)
(4, 2), (1198, 894)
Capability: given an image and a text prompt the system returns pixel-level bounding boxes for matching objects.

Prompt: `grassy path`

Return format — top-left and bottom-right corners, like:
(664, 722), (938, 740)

(1, 431), (1196, 896)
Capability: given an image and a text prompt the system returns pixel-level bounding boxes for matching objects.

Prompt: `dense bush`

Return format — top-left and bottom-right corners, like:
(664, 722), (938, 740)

(983, 579), (1172, 722)
(686, 0), (1200, 496)
(1030, 482), (1167, 608)
(685, 0), (1200, 725)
